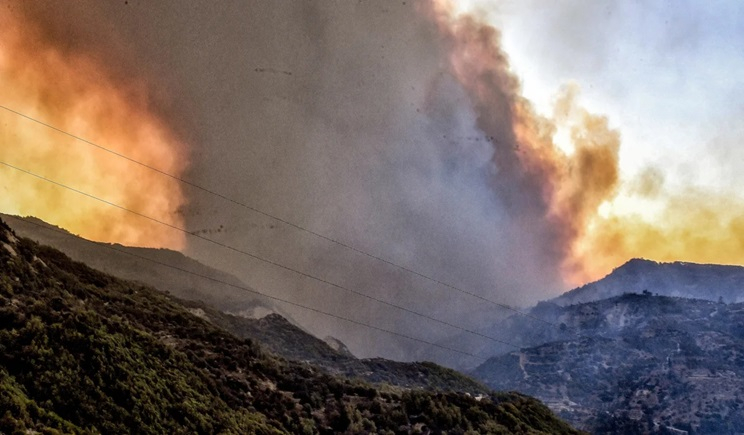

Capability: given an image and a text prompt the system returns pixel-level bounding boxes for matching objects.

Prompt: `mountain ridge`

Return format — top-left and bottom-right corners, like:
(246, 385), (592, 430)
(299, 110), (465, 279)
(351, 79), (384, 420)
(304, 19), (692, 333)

(0, 213), (286, 320)
(0, 215), (492, 393)
(0, 216), (582, 433)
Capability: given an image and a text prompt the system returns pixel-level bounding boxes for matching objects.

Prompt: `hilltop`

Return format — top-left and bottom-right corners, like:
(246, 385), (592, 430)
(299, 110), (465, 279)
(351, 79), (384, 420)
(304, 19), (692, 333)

(438, 258), (744, 370)
(553, 258), (744, 306)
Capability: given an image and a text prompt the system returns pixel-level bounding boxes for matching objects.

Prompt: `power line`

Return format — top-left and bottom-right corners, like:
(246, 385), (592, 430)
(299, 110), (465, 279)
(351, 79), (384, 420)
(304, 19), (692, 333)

(0, 160), (521, 351)
(0, 104), (556, 328)
(1, 214), (482, 360)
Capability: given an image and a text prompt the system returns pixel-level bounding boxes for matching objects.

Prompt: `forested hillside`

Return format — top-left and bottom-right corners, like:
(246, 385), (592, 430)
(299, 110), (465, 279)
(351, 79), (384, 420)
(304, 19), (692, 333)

(0, 218), (580, 434)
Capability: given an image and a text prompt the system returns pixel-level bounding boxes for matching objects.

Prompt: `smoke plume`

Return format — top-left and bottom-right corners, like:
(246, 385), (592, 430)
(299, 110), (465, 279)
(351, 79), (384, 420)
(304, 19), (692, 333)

(429, 1), (621, 284)
(431, 0), (744, 286)
(4, 0), (744, 364)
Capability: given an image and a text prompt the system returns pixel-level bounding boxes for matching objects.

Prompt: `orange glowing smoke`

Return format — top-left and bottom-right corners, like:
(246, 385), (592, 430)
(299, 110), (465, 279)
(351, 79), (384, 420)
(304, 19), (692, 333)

(0, 7), (187, 249)
(426, 0), (744, 285)
(575, 189), (744, 282)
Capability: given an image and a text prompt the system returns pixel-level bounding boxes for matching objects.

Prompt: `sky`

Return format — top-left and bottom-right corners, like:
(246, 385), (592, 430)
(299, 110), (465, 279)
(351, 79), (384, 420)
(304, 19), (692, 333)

(1, 0), (743, 363)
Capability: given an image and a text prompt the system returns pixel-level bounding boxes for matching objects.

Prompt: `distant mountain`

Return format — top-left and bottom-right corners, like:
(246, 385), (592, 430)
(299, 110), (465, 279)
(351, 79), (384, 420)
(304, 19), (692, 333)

(553, 258), (744, 306)
(472, 293), (744, 434)
(0, 217), (581, 434)
(437, 258), (744, 369)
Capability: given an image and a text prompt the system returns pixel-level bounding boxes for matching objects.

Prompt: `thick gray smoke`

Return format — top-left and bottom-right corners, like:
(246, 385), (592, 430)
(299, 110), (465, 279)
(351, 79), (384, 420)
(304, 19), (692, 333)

(10, 1), (566, 365)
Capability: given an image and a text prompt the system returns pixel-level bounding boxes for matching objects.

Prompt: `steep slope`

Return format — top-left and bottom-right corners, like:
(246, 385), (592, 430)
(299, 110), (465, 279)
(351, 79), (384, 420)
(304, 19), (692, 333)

(4, 215), (488, 392)
(554, 258), (744, 306)
(0, 218), (581, 434)
(1, 213), (282, 319)
(472, 293), (744, 434)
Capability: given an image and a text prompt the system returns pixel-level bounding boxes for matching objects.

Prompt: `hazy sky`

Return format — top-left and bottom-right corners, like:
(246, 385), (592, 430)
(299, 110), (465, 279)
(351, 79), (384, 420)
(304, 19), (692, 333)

(477, 0), (744, 281)
(488, 0), (744, 195)
(2, 0), (744, 364)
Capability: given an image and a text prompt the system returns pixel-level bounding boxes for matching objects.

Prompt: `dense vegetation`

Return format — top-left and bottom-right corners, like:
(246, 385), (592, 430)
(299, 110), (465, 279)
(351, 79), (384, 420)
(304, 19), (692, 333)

(0, 219), (580, 434)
